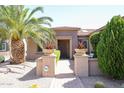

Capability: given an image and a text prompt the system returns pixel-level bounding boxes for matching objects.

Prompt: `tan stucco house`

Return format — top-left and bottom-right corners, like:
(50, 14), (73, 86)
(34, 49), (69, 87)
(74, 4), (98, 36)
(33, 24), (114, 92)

(26, 26), (96, 60)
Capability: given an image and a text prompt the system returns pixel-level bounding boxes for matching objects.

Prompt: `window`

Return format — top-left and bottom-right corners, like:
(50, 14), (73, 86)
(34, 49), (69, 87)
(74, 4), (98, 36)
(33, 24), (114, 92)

(78, 39), (88, 49)
(0, 42), (7, 51)
(37, 45), (42, 52)
(78, 38), (90, 54)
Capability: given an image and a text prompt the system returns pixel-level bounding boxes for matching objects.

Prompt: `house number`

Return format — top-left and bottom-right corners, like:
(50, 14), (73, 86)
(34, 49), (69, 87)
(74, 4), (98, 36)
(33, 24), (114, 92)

(43, 65), (49, 72)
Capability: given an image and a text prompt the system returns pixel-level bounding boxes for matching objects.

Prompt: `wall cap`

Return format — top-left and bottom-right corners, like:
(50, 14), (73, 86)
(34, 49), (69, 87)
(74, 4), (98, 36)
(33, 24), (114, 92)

(88, 58), (98, 61)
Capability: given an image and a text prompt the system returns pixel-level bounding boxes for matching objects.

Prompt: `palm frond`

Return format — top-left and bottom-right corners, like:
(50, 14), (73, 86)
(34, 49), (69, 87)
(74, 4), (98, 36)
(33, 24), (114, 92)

(25, 7), (43, 22)
(0, 5), (55, 48)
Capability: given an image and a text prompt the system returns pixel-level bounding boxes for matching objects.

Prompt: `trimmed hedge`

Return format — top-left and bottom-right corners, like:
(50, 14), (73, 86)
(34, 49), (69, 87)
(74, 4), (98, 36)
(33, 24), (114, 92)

(54, 50), (61, 62)
(89, 32), (101, 58)
(97, 15), (124, 79)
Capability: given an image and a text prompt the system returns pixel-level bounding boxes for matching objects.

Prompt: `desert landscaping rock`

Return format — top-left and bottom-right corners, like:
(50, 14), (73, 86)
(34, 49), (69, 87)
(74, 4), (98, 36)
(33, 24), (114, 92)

(0, 61), (53, 88)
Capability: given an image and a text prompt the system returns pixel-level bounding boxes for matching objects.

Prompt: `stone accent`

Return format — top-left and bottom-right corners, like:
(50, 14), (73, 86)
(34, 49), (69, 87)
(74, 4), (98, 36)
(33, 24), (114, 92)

(74, 54), (88, 77)
(36, 54), (56, 77)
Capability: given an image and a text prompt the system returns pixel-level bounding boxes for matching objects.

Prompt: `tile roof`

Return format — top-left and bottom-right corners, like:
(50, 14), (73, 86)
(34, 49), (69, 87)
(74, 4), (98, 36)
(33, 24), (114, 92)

(52, 26), (81, 31)
(52, 26), (97, 36)
(77, 29), (96, 36)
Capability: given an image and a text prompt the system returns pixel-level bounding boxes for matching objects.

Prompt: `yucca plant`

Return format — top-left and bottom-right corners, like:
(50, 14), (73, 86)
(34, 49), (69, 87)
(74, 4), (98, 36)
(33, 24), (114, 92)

(77, 41), (85, 49)
(0, 5), (55, 64)
(97, 15), (124, 79)
(45, 42), (55, 49)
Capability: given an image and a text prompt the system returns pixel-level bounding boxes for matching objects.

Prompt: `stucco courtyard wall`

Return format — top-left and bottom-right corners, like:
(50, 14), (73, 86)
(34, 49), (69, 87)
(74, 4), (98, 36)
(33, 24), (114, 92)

(88, 58), (103, 76)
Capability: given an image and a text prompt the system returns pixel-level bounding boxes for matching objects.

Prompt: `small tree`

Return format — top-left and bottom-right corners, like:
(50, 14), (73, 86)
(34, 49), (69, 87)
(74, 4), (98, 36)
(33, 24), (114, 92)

(0, 6), (55, 64)
(89, 32), (101, 58)
(97, 15), (124, 79)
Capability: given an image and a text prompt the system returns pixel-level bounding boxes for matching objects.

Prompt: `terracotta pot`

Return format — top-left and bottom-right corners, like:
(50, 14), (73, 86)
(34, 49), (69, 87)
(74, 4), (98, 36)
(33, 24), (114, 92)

(43, 49), (54, 55)
(75, 48), (87, 56)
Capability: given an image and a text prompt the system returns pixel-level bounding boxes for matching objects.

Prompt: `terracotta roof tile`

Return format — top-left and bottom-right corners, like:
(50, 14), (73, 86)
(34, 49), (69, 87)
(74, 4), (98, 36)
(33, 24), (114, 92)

(52, 26), (97, 36)
(77, 29), (96, 36)
(52, 26), (81, 31)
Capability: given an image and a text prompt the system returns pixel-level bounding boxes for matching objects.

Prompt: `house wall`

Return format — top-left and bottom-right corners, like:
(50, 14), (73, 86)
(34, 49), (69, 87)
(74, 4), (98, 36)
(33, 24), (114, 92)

(26, 30), (78, 60)
(0, 51), (9, 56)
(26, 38), (43, 60)
(26, 29), (94, 60)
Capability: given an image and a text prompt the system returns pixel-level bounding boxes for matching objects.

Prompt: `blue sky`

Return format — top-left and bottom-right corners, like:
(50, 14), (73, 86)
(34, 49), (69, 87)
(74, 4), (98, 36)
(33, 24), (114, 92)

(27, 5), (124, 29)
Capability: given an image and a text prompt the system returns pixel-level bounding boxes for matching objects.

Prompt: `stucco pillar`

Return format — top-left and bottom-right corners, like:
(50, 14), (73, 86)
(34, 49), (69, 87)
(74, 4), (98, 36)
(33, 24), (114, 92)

(74, 54), (88, 77)
(36, 54), (56, 77)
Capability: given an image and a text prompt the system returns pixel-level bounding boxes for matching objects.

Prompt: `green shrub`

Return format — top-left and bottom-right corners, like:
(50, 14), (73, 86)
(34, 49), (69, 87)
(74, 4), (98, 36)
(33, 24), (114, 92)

(89, 32), (101, 58)
(94, 81), (105, 88)
(54, 50), (61, 62)
(0, 56), (5, 63)
(97, 15), (124, 79)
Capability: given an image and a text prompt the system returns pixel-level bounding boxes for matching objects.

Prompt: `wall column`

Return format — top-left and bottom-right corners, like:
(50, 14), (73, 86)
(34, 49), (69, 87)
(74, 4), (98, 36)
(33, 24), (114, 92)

(74, 54), (88, 77)
(36, 54), (56, 77)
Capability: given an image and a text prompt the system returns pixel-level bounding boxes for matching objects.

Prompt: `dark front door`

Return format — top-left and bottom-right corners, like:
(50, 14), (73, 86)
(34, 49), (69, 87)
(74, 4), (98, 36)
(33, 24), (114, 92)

(58, 40), (70, 59)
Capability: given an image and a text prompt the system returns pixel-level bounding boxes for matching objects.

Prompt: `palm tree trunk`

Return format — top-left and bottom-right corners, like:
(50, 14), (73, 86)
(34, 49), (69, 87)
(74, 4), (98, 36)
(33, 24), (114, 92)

(10, 40), (25, 64)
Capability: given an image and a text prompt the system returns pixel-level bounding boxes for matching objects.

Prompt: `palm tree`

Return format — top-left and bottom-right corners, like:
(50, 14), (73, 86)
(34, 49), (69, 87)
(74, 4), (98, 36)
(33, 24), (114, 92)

(0, 5), (55, 64)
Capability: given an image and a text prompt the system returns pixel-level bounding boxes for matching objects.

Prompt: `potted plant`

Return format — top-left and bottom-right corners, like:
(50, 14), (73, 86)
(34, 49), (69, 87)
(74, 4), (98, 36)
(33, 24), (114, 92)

(43, 42), (55, 55)
(75, 41), (87, 56)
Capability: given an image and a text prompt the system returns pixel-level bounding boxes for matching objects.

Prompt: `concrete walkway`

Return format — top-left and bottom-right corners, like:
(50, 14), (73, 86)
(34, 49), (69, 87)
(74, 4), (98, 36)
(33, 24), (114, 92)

(50, 60), (84, 88)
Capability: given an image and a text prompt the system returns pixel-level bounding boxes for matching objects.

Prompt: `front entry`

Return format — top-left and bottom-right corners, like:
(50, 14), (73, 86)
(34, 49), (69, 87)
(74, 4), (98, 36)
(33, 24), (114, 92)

(58, 40), (70, 59)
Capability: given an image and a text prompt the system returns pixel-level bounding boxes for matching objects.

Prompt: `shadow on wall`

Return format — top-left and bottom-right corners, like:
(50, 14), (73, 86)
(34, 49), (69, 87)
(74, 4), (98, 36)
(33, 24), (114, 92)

(18, 67), (41, 81)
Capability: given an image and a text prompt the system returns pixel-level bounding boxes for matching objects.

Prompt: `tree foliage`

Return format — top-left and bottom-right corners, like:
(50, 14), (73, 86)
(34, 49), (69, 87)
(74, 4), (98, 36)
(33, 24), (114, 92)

(0, 5), (56, 48)
(97, 15), (124, 79)
(89, 32), (101, 58)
